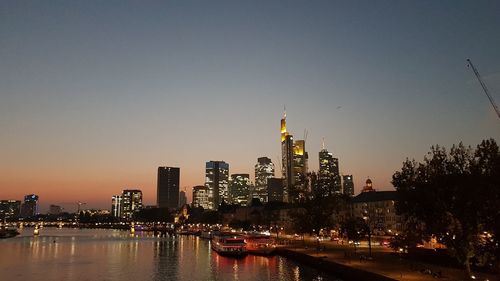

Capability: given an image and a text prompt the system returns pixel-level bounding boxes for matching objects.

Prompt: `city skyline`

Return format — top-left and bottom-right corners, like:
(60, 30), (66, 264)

(1, 1), (500, 212)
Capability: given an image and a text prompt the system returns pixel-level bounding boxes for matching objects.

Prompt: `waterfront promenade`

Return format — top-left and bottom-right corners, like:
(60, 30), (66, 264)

(278, 239), (499, 281)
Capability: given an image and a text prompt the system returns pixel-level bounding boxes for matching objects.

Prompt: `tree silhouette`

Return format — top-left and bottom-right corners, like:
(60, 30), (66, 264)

(392, 139), (500, 278)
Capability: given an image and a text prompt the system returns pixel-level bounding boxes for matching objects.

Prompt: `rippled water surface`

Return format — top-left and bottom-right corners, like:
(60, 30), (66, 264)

(0, 228), (340, 281)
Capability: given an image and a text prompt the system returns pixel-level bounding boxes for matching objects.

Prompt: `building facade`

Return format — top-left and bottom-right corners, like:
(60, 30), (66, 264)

(179, 191), (187, 207)
(205, 161), (229, 210)
(318, 148), (341, 195)
(254, 157), (275, 203)
(0, 200), (21, 220)
(267, 178), (284, 202)
(122, 189), (142, 219)
(229, 173), (251, 206)
(281, 113), (293, 203)
(342, 175), (354, 196)
(351, 191), (402, 235)
(292, 139), (309, 202)
(111, 195), (123, 218)
(21, 194), (39, 218)
(157, 166), (180, 209)
(192, 185), (209, 209)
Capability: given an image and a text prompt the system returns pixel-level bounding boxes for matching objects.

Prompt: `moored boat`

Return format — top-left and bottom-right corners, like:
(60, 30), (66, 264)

(0, 228), (20, 239)
(244, 233), (276, 255)
(211, 233), (247, 257)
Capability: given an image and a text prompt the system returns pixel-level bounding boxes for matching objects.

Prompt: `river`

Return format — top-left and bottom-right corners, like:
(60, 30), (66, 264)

(0, 228), (341, 281)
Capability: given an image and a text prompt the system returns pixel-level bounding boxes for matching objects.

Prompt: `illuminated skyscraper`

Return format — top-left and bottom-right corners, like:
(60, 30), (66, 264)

(111, 195), (122, 218)
(318, 146), (341, 195)
(281, 112), (293, 202)
(122, 189), (142, 219)
(229, 173), (251, 206)
(254, 157), (275, 203)
(205, 161), (229, 210)
(342, 175), (354, 196)
(281, 110), (308, 203)
(157, 167), (180, 209)
(292, 139), (308, 201)
(192, 185), (209, 209)
(20, 194), (38, 218)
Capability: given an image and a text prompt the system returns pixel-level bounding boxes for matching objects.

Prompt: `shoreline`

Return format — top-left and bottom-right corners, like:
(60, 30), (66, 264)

(276, 248), (396, 281)
(276, 245), (499, 281)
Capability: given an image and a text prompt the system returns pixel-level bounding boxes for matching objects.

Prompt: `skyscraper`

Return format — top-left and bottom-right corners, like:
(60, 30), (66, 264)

(0, 200), (21, 220)
(122, 189), (142, 219)
(192, 185), (209, 209)
(281, 111), (308, 203)
(254, 157), (275, 203)
(229, 173), (251, 206)
(281, 112), (293, 202)
(179, 191), (187, 207)
(342, 175), (354, 197)
(318, 146), (341, 195)
(205, 161), (229, 210)
(267, 178), (284, 202)
(20, 194), (38, 218)
(111, 195), (123, 218)
(157, 167), (180, 209)
(292, 139), (308, 201)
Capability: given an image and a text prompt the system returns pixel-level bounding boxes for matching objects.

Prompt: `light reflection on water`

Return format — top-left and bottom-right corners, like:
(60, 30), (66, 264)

(0, 228), (340, 281)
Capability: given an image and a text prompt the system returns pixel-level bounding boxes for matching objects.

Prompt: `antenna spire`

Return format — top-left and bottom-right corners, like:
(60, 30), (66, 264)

(322, 137), (325, 150)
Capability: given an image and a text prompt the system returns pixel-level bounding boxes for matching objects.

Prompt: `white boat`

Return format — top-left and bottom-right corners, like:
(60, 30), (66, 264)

(211, 233), (247, 257)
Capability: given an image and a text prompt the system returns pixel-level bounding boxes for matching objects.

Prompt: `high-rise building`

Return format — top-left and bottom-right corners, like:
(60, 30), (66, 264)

(267, 178), (284, 202)
(21, 194), (39, 218)
(122, 189), (142, 219)
(0, 200), (21, 220)
(229, 174), (251, 206)
(157, 167), (180, 209)
(205, 161), (229, 210)
(179, 191), (187, 207)
(111, 195), (123, 218)
(281, 111), (309, 203)
(318, 146), (341, 195)
(342, 175), (354, 197)
(292, 139), (308, 201)
(281, 112), (293, 203)
(192, 185), (209, 209)
(254, 157), (275, 203)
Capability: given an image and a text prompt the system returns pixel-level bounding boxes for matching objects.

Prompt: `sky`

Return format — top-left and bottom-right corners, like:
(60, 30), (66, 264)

(1, 1), (499, 212)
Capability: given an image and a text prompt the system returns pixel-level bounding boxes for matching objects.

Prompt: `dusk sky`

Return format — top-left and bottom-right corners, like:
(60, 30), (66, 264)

(1, 1), (499, 212)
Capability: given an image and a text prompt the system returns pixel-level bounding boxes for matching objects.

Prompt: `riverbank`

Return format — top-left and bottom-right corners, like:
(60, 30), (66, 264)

(277, 243), (499, 281)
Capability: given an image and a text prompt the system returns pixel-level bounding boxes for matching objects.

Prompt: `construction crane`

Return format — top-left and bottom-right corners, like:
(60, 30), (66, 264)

(466, 58), (500, 119)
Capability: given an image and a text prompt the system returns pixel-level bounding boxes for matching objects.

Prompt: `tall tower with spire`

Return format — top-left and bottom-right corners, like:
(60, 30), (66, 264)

(281, 109), (293, 202)
(280, 109), (309, 203)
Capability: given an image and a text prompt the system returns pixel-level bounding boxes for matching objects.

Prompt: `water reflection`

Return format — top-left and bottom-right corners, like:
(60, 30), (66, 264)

(0, 229), (340, 281)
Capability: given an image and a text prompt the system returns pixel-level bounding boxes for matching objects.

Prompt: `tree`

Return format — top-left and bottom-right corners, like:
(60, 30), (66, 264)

(392, 139), (500, 278)
(289, 183), (346, 240)
(341, 217), (369, 253)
